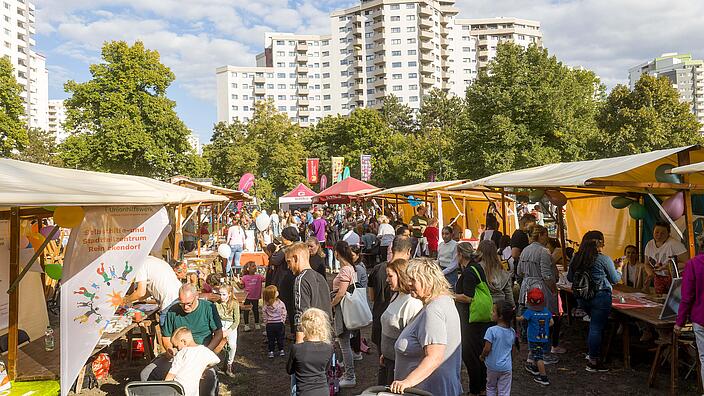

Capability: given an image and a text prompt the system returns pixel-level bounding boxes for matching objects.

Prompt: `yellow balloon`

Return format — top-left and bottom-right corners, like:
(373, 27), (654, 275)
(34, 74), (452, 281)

(54, 206), (85, 228)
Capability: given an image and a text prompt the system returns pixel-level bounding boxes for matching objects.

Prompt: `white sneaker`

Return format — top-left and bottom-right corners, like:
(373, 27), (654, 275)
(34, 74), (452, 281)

(244, 324), (251, 332)
(339, 377), (356, 388)
(255, 324), (261, 330)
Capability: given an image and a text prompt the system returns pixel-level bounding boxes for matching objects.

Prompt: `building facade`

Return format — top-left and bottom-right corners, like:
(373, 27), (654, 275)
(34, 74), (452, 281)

(629, 53), (704, 131)
(216, 0), (541, 126)
(0, 0), (47, 130)
(47, 99), (67, 142)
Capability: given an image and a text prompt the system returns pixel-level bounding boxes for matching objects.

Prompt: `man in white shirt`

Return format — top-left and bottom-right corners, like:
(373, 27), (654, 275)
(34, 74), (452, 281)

(342, 222), (360, 247)
(644, 221), (689, 281)
(123, 254), (182, 327)
(165, 327), (220, 396)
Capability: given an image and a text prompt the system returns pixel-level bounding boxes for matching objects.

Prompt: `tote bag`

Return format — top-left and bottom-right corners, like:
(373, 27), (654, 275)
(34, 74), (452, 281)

(341, 272), (373, 330)
(469, 266), (493, 323)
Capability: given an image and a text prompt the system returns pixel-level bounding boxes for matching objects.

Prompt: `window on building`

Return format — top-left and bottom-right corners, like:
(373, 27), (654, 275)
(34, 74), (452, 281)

(406, 15), (416, 20)
(391, 27), (400, 33)
(408, 61), (417, 67)
(278, 95), (286, 100)
(276, 40), (285, 45)
(277, 51), (285, 56)
(277, 73), (286, 78)
(243, 106), (249, 111)
(406, 3), (415, 8)
(391, 16), (400, 21)
(232, 105), (238, 110)
(409, 73), (417, 78)
(407, 27), (416, 32)
(390, 4), (400, 10)
(409, 84), (418, 90)
(267, 84), (274, 89)
(407, 38), (416, 44)
(278, 106), (287, 111)
(231, 83), (238, 88)
(392, 50), (401, 56)
(392, 85), (402, 91)
(391, 39), (401, 44)
(324, 105), (331, 111)
(392, 62), (402, 68)
(408, 49), (417, 55)
(409, 96), (418, 102)
(392, 74), (402, 79)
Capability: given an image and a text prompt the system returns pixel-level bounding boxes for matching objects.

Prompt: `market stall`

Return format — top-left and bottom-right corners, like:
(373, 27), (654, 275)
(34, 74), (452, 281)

(312, 177), (378, 205)
(0, 158), (227, 395)
(278, 183), (317, 212)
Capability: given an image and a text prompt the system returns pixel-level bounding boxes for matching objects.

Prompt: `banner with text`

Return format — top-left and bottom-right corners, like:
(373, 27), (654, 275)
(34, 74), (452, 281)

(60, 206), (168, 396)
(360, 154), (372, 182)
(331, 157), (344, 184)
(306, 158), (319, 184)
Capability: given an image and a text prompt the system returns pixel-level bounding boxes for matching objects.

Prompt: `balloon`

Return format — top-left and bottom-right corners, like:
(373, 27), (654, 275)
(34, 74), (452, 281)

(54, 206), (84, 228)
(28, 232), (45, 252)
(255, 213), (271, 231)
(217, 244), (232, 259)
(529, 189), (544, 202)
(236, 201), (243, 213)
(44, 263), (62, 280)
(408, 195), (422, 207)
(545, 191), (567, 206)
(238, 173), (255, 193)
(628, 202), (648, 220)
(661, 192), (685, 220)
(655, 164), (682, 184)
(611, 196), (634, 209)
(40, 226), (60, 240)
(343, 167), (350, 180)
(319, 175), (328, 191)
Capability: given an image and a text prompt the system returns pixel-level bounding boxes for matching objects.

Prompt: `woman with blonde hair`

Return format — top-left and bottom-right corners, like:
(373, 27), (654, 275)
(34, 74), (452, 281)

(377, 215), (395, 262)
(390, 258), (462, 395)
(516, 224), (558, 362)
(477, 240), (514, 307)
(286, 308), (334, 396)
(378, 259), (423, 385)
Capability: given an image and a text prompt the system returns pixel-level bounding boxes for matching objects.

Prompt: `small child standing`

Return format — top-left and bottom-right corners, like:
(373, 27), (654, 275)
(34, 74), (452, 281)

(286, 308), (334, 396)
(480, 302), (516, 396)
(165, 327), (220, 396)
(518, 288), (553, 386)
(214, 284), (240, 376)
(263, 285), (287, 358)
(237, 261), (265, 332)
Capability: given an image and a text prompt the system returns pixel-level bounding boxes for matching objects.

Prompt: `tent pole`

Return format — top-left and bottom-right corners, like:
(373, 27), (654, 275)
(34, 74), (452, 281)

(500, 189), (508, 235)
(197, 205), (202, 257)
(635, 217), (641, 261)
(556, 205), (568, 272)
(394, 194), (400, 223)
(462, 198), (467, 232)
(8, 207), (19, 380)
(678, 150), (697, 258)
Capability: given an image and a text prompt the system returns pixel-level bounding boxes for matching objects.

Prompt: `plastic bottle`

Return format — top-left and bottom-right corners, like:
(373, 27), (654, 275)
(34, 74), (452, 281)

(44, 326), (55, 352)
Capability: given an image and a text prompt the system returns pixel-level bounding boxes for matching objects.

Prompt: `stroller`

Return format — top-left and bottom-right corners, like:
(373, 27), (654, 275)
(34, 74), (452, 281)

(124, 381), (185, 396)
(356, 386), (433, 396)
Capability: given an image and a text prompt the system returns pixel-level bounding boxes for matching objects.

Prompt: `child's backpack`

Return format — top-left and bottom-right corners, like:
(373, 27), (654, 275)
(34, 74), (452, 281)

(327, 351), (342, 396)
(572, 267), (597, 300)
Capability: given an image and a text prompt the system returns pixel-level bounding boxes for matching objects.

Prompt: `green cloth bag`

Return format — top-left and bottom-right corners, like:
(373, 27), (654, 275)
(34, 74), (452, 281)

(469, 265), (493, 323)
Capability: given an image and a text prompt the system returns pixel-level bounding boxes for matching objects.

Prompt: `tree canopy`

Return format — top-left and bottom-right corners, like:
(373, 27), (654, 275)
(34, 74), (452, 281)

(0, 57), (28, 156)
(58, 40), (201, 178)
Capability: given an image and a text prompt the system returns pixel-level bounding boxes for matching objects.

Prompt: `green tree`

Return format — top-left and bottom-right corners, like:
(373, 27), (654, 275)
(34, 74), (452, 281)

(0, 57), (28, 156)
(204, 100), (306, 208)
(596, 74), (702, 157)
(459, 42), (605, 178)
(13, 128), (60, 165)
(379, 94), (417, 134)
(59, 41), (199, 178)
(417, 89), (466, 181)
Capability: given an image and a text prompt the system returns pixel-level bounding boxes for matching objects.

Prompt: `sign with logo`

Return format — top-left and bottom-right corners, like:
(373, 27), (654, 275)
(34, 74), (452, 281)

(360, 154), (372, 181)
(331, 157), (344, 184)
(306, 158), (319, 184)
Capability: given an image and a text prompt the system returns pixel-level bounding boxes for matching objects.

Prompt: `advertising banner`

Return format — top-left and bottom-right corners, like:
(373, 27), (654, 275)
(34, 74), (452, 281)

(331, 157), (344, 184)
(60, 206), (168, 396)
(306, 158), (319, 184)
(360, 154), (372, 181)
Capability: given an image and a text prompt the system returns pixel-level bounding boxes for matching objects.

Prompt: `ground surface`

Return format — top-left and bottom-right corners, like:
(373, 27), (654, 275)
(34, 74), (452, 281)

(75, 310), (702, 396)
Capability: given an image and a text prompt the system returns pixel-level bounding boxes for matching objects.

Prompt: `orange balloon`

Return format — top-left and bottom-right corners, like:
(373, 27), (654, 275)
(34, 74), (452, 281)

(54, 206), (85, 228)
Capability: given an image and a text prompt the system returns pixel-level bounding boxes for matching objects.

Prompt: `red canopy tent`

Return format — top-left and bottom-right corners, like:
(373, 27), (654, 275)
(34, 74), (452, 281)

(279, 183), (317, 210)
(313, 177), (377, 204)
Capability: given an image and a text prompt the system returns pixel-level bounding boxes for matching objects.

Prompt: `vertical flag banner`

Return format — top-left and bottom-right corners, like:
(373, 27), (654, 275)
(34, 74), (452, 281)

(331, 156), (344, 184)
(61, 206), (168, 396)
(360, 154), (372, 181)
(306, 158), (319, 184)
(319, 175), (328, 191)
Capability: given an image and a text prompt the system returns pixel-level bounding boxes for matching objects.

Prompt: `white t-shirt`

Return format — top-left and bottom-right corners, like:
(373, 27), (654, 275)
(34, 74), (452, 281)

(169, 345), (220, 396)
(437, 240), (458, 269)
(342, 230), (360, 247)
(134, 256), (182, 312)
(644, 237), (687, 276)
(377, 223), (395, 247)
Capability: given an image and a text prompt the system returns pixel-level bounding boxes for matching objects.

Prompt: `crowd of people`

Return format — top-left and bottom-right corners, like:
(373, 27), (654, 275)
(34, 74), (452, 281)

(121, 201), (704, 396)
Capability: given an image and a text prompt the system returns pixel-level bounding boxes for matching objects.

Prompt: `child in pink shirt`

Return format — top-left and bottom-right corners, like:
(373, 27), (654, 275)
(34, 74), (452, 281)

(263, 285), (287, 358)
(237, 261), (265, 331)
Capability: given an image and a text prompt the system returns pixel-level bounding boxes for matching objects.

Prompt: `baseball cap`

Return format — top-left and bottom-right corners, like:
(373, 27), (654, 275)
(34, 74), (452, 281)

(527, 287), (544, 307)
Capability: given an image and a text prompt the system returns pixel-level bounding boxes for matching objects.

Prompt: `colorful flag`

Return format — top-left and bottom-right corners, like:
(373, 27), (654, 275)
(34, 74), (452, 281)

(320, 175), (327, 191)
(360, 154), (372, 181)
(306, 158), (319, 184)
(331, 156), (344, 184)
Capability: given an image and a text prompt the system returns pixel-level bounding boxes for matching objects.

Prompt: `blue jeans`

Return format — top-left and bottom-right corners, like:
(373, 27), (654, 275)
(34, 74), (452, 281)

(579, 289), (612, 360)
(228, 244), (243, 275)
(158, 299), (178, 327)
(326, 247), (339, 271)
(445, 270), (458, 292)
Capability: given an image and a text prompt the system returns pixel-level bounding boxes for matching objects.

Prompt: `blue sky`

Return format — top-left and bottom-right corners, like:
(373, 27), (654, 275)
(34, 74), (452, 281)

(35, 0), (704, 145)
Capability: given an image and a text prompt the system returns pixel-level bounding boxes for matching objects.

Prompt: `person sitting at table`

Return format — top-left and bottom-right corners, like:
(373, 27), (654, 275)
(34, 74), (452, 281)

(165, 327), (220, 396)
(620, 245), (649, 290)
(141, 283), (223, 395)
(123, 253), (182, 328)
(643, 221), (688, 294)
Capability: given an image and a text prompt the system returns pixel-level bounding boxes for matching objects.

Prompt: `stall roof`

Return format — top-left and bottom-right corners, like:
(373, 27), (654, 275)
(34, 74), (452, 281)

(365, 180), (511, 202)
(279, 183), (317, 205)
(670, 161), (704, 175)
(368, 180), (466, 196)
(448, 146), (704, 195)
(170, 177), (251, 201)
(313, 177), (377, 204)
(0, 158), (228, 207)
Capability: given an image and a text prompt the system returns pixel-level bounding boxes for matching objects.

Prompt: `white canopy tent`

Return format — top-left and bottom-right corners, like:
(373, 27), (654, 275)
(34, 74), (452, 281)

(0, 159), (227, 385)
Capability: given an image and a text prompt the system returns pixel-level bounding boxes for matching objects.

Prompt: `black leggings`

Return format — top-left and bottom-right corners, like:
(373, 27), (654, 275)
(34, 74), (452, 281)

(243, 299), (260, 324)
(552, 315), (561, 347)
(463, 322), (491, 395)
(351, 329), (361, 353)
(266, 322), (285, 352)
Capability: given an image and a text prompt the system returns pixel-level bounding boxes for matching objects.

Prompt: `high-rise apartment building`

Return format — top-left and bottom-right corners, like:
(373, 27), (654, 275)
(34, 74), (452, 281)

(216, 0), (540, 126)
(629, 53), (704, 131)
(47, 99), (67, 142)
(0, 0), (47, 130)
(455, 17), (542, 70)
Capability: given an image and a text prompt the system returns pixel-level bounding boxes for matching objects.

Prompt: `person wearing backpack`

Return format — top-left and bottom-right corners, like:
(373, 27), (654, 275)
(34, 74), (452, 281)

(567, 230), (621, 373)
(516, 225), (559, 364)
(453, 242), (495, 396)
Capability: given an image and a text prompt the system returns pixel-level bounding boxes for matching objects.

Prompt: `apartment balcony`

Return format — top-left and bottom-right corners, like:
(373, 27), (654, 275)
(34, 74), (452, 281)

(420, 30), (433, 41)
(297, 98), (310, 107)
(421, 76), (435, 86)
(419, 5), (433, 16)
(296, 53), (308, 62)
(420, 41), (434, 52)
(375, 79), (387, 89)
(375, 55), (385, 65)
(479, 49), (490, 58)
(376, 42), (386, 52)
(253, 75), (266, 83)
(296, 64), (309, 73)
(439, 5), (459, 14)
(420, 64), (434, 75)
(419, 17), (433, 29)
(420, 52), (433, 63)
(355, 93), (365, 102)
(297, 42), (308, 52)
(372, 20), (385, 31)
(254, 85), (266, 95)
(297, 75), (309, 83)
(375, 68), (386, 77)
(298, 87), (309, 95)
(298, 108), (310, 117)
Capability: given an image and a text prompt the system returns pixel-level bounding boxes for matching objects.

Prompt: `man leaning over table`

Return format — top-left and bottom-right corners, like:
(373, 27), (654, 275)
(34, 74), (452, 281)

(141, 283), (223, 395)
(123, 252), (182, 328)
(675, 252), (704, 388)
